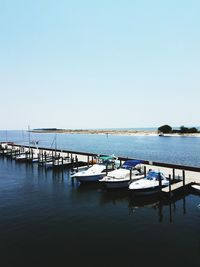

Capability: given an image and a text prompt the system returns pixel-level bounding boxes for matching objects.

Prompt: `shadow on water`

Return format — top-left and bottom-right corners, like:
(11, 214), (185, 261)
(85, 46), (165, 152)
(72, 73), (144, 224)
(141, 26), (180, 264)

(98, 186), (194, 223)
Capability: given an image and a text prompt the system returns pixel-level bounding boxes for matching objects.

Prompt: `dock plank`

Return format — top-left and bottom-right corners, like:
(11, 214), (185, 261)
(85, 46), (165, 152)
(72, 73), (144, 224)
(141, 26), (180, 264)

(162, 180), (192, 193)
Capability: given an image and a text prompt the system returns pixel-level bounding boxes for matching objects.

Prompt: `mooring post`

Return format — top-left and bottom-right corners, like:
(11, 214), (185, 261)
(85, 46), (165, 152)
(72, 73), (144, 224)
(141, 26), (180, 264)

(173, 168), (175, 181)
(144, 166), (146, 176)
(130, 169), (132, 181)
(71, 157), (74, 170)
(158, 172), (162, 191)
(169, 174), (171, 196)
(75, 155), (78, 171)
(182, 170), (185, 189)
(87, 156), (89, 167)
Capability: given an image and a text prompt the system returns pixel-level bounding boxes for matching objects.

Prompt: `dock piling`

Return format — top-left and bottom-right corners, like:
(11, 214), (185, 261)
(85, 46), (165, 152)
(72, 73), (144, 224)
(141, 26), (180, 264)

(129, 169), (132, 181)
(169, 174), (172, 196)
(182, 170), (185, 189)
(172, 169), (175, 181)
(158, 172), (162, 191)
(144, 166), (146, 176)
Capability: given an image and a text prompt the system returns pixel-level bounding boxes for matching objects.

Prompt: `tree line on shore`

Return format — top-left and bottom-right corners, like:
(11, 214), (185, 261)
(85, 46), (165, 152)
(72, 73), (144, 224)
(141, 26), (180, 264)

(158, 125), (199, 134)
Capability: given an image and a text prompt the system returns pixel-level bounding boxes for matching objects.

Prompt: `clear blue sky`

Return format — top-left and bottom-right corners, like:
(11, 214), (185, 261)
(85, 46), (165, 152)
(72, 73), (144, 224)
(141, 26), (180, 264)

(0, 0), (199, 130)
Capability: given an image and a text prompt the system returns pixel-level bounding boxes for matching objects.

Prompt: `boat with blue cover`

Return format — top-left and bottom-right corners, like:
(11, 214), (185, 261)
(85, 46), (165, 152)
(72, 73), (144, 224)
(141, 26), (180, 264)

(99, 160), (144, 189)
(129, 170), (169, 195)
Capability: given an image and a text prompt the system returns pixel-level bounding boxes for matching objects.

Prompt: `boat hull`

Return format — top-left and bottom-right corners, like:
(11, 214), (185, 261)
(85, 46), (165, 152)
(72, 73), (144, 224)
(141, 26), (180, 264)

(76, 173), (106, 183)
(129, 186), (165, 196)
(102, 180), (130, 189)
(101, 175), (144, 189)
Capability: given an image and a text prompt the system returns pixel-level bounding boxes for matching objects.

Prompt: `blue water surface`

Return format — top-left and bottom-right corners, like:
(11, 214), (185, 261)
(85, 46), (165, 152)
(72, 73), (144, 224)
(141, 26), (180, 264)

(1, 130), (200, 167)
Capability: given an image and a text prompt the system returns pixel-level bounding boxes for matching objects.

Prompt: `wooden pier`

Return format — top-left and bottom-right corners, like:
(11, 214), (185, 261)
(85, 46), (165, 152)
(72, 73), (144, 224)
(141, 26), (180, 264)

(0, 142), (200, 196)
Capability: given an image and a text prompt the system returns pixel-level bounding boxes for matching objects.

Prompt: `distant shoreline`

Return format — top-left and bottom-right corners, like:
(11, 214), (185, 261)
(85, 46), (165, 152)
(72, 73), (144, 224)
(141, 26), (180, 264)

(31, 129), (200, 137)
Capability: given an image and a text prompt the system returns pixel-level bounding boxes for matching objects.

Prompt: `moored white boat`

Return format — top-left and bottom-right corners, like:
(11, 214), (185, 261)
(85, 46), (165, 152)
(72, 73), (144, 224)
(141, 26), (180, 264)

(99, 160), (144, 189)
(72, 155), (118, 183)
(129, 170), (169, 195)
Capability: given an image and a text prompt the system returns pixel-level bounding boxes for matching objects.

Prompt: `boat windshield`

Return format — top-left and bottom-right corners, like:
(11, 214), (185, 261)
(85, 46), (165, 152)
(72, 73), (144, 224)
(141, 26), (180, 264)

(146, 171), (164, 181)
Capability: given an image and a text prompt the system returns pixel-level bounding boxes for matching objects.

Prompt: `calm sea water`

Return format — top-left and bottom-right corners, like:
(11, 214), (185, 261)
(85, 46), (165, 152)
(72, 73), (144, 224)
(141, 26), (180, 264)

(1, 130), (200, 166)
(0, 131), (200, 267)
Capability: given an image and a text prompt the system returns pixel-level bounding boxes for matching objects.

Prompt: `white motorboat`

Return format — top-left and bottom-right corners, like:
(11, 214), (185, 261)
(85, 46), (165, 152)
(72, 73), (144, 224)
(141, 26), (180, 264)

(72, 155), (118, 183)
(15, 153), (28, 161)
(129, 170), (169, 195)
(15, 152), (38, 162)
(99, 160), (144, 189)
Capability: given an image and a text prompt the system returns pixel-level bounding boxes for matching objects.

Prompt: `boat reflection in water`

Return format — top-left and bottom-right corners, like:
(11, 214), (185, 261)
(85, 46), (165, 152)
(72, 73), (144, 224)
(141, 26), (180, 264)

(99, 188), (191, 223)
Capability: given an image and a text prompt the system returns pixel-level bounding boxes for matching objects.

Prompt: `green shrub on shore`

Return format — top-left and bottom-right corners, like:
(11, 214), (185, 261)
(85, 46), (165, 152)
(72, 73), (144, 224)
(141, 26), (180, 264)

(158, 125), (199, 134)
(158, 125), (172, 133)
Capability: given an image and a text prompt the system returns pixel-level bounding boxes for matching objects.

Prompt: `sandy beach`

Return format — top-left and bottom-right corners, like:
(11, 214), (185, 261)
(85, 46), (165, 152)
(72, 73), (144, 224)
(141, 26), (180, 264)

(31, 129), (200, 137)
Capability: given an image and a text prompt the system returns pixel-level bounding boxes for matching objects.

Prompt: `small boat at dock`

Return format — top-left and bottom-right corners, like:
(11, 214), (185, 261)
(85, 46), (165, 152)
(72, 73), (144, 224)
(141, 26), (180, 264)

(72, 155), (119, 183)
(129, 170), (169, 195)
(99, 160), (144, 189)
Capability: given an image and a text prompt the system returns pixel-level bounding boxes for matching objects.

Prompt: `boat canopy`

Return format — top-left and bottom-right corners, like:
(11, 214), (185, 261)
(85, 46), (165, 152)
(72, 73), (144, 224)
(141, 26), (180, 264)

(146, 171), (165, 180)
(99, 155), (116, 163)
(122, 160), (143, 170)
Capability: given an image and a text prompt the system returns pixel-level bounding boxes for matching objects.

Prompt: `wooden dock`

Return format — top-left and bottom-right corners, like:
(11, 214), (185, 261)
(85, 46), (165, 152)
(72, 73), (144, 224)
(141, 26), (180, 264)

(162, 181), (191, 193)
(0, 142), (200, 196)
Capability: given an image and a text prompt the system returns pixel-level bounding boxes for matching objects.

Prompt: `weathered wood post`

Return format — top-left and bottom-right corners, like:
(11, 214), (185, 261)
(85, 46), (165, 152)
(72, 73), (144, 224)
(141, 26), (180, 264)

(158, 172), (162, 191)
(75, 155), (78, 172)
(120, 160), (122, 168)
(182, 170), (185, 189)
(129, 169), (132, 181)
(173, 169), (175, 181)
(87, 155), (89, 167)
(71, 157), (74, 171)
(169, 174), (171, 196)
(144, 166), (146, 176)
